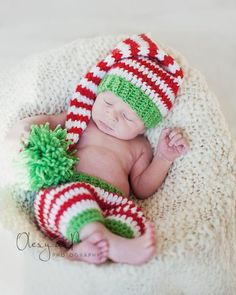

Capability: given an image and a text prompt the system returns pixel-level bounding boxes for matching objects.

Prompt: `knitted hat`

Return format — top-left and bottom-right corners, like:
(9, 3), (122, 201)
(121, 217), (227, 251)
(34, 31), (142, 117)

(65, 33), (184, 151)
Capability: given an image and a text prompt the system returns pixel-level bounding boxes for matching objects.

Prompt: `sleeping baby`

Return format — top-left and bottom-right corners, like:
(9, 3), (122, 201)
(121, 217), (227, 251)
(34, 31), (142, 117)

(7, 34), (189, 266)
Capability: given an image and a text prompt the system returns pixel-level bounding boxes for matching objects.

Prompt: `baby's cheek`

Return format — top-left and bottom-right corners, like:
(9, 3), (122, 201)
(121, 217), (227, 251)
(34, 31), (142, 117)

(123, 127), (138, 140)
(120, 124), (129, 135)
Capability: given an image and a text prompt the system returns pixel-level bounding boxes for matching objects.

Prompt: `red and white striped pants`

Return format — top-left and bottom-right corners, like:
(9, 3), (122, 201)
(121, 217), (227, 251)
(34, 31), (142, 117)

(33, 176), (147, 247)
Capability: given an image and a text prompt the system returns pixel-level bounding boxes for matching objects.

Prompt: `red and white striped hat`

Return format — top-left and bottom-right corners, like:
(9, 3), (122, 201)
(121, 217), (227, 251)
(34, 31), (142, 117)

(65, 33), (184, 151)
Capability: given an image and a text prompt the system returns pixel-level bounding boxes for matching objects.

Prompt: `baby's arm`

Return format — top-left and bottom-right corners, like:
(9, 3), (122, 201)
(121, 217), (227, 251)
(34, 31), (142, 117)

(130, 138), (172, 200)
(130, 128), (189, 199)
(6, 110), (67, 153)
(20, 110), (67, 130)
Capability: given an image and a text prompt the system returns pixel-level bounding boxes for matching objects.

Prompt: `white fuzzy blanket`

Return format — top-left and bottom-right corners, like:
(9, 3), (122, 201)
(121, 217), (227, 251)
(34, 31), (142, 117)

(0, 33), (235, 295)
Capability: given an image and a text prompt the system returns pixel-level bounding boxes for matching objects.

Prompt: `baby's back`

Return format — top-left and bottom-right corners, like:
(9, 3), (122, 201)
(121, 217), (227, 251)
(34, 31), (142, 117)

(74, 119), (144, 197)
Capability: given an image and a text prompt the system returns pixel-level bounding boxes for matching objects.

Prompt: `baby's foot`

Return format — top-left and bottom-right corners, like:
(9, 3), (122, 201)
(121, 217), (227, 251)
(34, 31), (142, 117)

(106, 221), (156, 265)
(66, 231), (109, 264)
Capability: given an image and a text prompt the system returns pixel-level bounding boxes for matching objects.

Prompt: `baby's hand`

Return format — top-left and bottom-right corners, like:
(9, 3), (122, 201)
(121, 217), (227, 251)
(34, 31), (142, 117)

(155, 127), (189, 163)
(6, 121), (31, 154)
(19, 127), (31, 152)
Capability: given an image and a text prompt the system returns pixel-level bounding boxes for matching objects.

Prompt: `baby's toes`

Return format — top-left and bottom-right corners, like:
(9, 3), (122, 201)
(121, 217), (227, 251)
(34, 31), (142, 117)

(101, 248), (109, 258)
(98, 249), (109, 263)
(146, 234), (156, 248)
(98, 255), (108, 264)
(150, 244), (157, 257)
(149, 223), (156, 232)
(145, 224), (156, 247)
(147, 222), (156, 236)
(96, 240), (109, 257)
(96, 239), (109, 250)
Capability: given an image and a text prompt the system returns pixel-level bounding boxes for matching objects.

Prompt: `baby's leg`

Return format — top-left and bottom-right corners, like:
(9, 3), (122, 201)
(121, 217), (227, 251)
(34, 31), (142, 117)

(34, 182), (111, 264)
(65, 189), (156, 265)
(34, 181), (156, 265)
(77, 187), (157, 265)
(73, 220), (156, 265)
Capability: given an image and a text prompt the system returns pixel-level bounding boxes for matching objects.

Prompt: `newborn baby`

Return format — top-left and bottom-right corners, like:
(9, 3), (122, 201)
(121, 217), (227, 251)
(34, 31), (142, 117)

(7, 34), (189, 266)
(14, 91), (189, 265)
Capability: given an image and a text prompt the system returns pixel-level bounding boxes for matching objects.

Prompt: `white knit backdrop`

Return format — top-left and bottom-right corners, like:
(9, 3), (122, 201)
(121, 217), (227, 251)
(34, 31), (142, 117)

(0, 34), (235, 295)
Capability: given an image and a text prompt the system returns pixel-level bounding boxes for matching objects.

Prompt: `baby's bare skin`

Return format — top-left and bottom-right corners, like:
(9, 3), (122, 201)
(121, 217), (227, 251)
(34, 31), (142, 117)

(75, 118), (143, 197)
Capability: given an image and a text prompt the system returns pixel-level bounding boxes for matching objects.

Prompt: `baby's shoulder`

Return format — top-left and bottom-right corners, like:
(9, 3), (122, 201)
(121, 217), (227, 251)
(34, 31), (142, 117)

(132, 135), (152, 157)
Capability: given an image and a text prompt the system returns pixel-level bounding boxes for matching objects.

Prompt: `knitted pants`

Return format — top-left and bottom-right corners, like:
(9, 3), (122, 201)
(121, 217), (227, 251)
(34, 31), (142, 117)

(33, 172), (147, 247)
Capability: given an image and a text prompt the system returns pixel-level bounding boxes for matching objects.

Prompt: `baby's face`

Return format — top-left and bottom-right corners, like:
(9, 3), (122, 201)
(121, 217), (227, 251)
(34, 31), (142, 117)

(92, 91), (146, 140)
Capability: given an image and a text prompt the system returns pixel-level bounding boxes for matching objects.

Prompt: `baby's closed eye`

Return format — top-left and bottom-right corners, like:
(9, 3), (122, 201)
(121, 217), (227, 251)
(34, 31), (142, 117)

(104, 99), (113, 106)
(103, 98), (134, 122)
(123, 113), (133, 122)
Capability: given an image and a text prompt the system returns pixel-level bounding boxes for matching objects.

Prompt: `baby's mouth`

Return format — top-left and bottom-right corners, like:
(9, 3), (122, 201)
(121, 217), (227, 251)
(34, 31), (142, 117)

(99, 120), (113, 131)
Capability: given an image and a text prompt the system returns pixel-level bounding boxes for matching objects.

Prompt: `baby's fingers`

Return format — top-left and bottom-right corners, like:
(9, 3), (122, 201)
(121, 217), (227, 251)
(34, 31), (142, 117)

(168, 128), (181, 139)
(159, 128), (171, 141)
(20, 130), (30, 146)
(174, 139), (189, 154)
(169, 133), (182, 146)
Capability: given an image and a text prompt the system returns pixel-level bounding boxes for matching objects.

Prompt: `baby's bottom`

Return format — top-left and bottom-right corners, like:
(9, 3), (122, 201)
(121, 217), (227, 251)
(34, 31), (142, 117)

(33, 177), (156, 264)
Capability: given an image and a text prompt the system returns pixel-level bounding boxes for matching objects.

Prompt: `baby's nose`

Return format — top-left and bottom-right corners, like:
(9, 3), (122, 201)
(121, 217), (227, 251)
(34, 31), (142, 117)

(108, 110), (119, 122)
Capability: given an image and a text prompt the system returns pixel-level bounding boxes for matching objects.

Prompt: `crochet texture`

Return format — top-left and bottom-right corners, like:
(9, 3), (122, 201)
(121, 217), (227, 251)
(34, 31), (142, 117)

(0, 33), (235, 295)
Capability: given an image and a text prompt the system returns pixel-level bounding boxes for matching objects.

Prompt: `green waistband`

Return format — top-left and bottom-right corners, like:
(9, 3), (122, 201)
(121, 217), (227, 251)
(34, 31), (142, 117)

(70, 171), (124, 196)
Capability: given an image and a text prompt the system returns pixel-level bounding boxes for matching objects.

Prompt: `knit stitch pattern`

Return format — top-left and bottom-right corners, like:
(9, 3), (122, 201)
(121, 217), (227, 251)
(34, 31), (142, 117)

(33, 177), (146, 245)
(0, 33), (235, 295)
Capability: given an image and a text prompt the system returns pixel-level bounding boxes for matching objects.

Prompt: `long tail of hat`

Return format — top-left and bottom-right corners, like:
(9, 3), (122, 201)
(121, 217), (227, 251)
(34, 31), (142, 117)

(65, 33), (184, 151)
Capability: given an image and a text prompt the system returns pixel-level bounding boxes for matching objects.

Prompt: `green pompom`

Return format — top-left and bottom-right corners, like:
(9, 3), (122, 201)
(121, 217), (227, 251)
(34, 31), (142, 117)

(17, 123), (79, 191)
